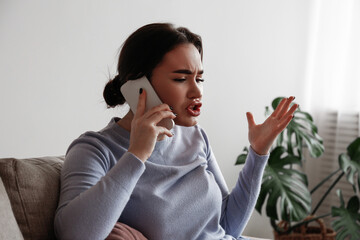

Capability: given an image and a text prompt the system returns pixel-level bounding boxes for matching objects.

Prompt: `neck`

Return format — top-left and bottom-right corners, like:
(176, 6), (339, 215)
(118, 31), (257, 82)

(117, 111), (133, 131)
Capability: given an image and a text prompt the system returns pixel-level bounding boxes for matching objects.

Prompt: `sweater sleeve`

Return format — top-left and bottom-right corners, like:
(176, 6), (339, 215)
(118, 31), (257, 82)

(207, 146), (268, 237)
(54, 139), (145, 240)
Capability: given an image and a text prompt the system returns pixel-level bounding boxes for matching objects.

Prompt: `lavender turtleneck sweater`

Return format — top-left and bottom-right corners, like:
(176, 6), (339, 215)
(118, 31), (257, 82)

(54, 118), (268, 240)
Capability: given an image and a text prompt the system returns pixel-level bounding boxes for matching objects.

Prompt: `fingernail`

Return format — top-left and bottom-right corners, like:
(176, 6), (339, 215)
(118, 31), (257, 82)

(169, 106), (174, 111)
(139, 88), (143, 94)
(173, 113), (178, 117)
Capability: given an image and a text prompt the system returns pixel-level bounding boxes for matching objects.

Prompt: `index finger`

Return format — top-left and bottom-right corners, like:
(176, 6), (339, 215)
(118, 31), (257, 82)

(272, 96), (295, 119)
(271, 97), (287, 118)
(134, 88), (147, 118)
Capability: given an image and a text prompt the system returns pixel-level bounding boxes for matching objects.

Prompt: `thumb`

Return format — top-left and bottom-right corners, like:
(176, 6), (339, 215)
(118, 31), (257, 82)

(246, 112), (256, 128)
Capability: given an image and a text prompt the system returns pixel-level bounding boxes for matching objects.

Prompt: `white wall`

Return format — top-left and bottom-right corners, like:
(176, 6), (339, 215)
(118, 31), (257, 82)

(0, 0), (311, 238)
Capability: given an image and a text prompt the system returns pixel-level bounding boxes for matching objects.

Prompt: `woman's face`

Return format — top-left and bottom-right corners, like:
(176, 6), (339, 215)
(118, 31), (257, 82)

(151, 43), (204, 127)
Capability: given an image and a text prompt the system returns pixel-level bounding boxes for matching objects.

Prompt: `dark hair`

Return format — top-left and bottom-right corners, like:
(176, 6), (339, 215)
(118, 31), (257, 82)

(103, 23), (203, 108)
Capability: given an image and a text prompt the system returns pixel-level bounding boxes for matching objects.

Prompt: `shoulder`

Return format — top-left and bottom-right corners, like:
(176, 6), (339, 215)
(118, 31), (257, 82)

(64, 131), (113, 172)
(67, 131), (108, 155)
(64, 118), (129, 168)
(67, 118), (128, 154)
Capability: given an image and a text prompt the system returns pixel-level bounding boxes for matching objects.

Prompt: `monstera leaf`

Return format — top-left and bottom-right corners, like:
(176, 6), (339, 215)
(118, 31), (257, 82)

(339, 137), (360, 190)
(271, 97), (324, 159)
(235, 147), (248, 165)
(331, 190), (360, 240)
(255, 146), (311, 222)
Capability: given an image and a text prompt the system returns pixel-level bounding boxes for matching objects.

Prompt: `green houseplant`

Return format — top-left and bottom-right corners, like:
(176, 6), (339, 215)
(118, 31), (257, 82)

(236, 97), (360, 239)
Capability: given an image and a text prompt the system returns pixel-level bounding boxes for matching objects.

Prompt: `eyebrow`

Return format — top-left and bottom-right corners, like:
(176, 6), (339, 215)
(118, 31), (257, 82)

(172, 69), (204, 75)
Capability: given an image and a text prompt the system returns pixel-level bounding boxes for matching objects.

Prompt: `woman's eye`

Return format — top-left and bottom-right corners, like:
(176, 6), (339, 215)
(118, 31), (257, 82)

(173, 78), (186, 82)
(196, 78), (205, 83)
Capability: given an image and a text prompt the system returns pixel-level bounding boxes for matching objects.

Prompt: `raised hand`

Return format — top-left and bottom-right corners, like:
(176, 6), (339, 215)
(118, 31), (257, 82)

(246, 96), (298, 155)
(128, 89), (176, 162)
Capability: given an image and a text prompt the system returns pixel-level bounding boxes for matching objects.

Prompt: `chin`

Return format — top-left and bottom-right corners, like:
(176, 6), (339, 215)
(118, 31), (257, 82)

(174, 117), (198, 127)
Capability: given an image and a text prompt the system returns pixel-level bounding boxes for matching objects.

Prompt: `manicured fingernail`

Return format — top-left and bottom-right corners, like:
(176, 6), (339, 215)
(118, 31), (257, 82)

(169, 106), (174, 111)
(139, 88), (143, 94)
(173, 113), (178, 117)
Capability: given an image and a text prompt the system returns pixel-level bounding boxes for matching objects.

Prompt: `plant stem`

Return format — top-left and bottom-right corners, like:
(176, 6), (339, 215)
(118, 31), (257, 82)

(271, 219), (284, 233)
(310, 168), (342, 194)
(311, 171), (345, 215)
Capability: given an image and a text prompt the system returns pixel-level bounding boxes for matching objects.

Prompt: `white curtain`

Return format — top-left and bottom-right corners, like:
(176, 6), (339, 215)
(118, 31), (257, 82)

(303, 0), (360, 224)
(304, 0), (360, 113)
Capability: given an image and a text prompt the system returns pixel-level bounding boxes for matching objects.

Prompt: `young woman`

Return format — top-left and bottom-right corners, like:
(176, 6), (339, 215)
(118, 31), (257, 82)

(54, 23), (297, 240)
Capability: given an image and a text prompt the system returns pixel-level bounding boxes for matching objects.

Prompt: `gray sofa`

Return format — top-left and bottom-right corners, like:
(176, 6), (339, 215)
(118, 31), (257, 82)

(0, 156), (64, 240)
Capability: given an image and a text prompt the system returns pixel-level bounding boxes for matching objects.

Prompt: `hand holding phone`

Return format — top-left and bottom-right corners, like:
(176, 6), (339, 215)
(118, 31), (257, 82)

(120, 76), (175, 130)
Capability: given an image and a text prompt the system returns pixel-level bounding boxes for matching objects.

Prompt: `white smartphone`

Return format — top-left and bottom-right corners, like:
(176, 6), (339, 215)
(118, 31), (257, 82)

(120, 76), (174, 130)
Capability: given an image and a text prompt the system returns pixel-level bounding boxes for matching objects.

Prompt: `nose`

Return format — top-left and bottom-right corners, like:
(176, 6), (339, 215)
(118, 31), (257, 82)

(187, 79), (203, 99)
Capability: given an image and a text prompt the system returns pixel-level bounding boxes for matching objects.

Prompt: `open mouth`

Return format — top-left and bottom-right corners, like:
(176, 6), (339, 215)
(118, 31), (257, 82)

(186, 102), (202, 116)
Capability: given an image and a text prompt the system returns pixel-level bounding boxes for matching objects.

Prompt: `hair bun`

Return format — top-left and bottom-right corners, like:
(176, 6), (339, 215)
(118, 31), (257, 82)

(103, 76), (125, 107)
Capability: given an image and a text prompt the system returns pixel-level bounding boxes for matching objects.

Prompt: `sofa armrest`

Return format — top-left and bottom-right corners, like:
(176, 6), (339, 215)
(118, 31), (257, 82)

(0, 156), (64, 240)
(0, 177), (24, 240)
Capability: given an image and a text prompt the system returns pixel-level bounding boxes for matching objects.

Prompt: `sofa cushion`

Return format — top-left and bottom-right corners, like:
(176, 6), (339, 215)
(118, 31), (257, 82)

(0, 177), (24, 240)
(0, 156), (64, 240)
